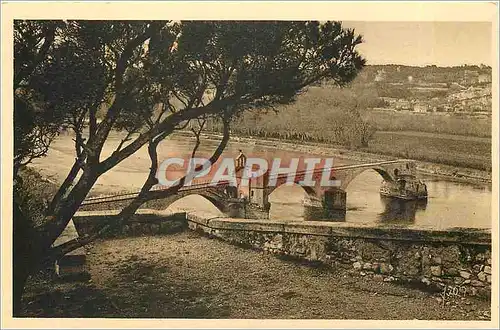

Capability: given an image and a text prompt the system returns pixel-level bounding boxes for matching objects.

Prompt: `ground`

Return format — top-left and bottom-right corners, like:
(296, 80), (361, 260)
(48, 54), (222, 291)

(21, 231), (491, 320)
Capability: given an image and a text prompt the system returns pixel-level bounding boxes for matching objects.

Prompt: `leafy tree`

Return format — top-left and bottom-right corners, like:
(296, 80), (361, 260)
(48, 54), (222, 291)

(13, 20), (365, 314)
(213, 85), (376, 148)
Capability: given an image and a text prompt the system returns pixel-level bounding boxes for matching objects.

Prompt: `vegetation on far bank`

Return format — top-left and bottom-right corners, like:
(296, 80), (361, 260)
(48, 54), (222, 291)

(365, 110), (491, 138)
(202, 126), (491, 172)
(367, 131), (490, 171)
(201, 86), (491, 171)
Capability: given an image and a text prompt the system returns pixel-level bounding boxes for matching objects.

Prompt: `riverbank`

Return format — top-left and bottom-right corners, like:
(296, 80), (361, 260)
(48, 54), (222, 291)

(172, 131), (491, 185)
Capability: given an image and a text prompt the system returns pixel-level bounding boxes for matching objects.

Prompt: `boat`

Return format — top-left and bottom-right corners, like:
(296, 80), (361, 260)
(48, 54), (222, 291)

(380, 174), (428, 200)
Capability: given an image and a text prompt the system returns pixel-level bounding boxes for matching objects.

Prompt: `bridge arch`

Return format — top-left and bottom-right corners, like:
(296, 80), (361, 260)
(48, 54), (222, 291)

(339, 166), (395, 191)
(162, 188), (230, 216)
(267, 180), (317, 197)
(267, 183), (321, 221)
(267, 182), (318, 205)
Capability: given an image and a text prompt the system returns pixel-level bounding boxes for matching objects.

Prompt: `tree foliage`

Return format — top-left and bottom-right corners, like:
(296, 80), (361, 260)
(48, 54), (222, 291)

(13, 20), (365, 313)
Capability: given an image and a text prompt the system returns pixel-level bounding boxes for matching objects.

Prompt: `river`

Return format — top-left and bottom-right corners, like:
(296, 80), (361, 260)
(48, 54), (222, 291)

(161, 135), (492, 230)
(36, 132), (491, 230)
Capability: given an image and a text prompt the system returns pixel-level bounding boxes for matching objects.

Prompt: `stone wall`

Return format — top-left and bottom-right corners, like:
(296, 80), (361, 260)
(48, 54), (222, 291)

(325, 235), (491, 298)
(186, 212), (492, 298)
(73, 210), (187, 238)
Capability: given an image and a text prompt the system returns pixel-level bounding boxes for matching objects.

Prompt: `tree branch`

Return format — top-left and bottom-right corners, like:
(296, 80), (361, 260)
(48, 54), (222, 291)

(190, 117), (206, 159)
(46, 159), (82, 215)
(96, 95), (240, 175)
(14, 23), (57, 89)
(87, 22), (164, 165)
(114, 131), (134, 154)
(49, 116), (231, 259)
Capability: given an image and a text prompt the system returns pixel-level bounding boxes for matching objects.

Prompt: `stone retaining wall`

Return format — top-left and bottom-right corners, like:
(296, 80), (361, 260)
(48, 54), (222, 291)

(73, 210), (187, 238)
(186, 212), (492, 298)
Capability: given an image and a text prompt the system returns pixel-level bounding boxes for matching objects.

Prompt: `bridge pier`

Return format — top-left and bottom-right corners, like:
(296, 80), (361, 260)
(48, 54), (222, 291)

(323, 188), (347, 211)
(225, 200), (247, 218)
(320, 188), (347, 221)
(300, 190), (348, 222)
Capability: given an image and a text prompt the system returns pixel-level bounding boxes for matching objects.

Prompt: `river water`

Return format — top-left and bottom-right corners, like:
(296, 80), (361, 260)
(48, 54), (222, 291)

(162, 135), (492, 230)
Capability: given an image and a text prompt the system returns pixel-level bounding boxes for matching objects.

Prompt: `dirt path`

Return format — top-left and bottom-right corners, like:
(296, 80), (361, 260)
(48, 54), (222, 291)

(22, 231), (490, 320)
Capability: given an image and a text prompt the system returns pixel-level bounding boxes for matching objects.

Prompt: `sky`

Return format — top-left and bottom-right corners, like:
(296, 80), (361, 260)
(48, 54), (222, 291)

(341, 21), (492, 67)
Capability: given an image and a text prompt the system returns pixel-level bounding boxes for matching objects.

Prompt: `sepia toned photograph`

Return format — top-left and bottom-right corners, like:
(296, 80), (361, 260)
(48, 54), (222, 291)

(1, 1), (498, 328)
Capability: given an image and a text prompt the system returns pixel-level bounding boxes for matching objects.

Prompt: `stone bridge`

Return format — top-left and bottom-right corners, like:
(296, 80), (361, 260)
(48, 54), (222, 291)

(58, 159), (420, 277)
(244, 159), (419, 220)
(154, 184), (246, 217)
(81, 182), (245, 217)
(81, 159), (420, 221)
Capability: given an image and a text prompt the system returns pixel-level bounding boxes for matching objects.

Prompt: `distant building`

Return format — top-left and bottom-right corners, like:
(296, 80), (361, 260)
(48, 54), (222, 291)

(464, 70), (479, 77)
(374, 69), (387, 82)
(393, 99), (412, 110)
(478, 73), (491, 83)
(413, 103), (429, 113)
(407, 76), (414, 83)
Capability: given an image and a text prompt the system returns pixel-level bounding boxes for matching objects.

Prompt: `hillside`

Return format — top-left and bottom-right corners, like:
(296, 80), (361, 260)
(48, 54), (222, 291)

(321, 64), (492, 115)
(204, 65), (492, 171)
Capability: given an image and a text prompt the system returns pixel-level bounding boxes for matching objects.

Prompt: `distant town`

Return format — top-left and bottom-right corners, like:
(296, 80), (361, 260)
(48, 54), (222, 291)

(323, 64), (492, 117)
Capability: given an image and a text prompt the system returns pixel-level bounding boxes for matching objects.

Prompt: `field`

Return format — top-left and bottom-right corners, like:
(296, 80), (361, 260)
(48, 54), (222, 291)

(365, 111), (491, 171)
(367, 131), (491, 171)
(365, 110), (492, 138)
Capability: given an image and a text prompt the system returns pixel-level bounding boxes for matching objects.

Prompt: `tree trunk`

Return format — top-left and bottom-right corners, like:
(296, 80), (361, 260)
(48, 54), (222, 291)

(47, 159), (81, 214)
(12, 198), (37, 316)
(40, 169), (98, 251)
(13, 259), (30, 317)
(12, 168), (100, 314)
